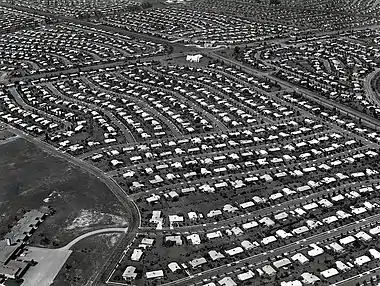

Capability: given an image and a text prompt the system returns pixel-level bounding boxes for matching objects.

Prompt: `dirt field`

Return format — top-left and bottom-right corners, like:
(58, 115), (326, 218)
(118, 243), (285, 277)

(0, 129), (15, 141)
(52, 233), (123, 286)
(0, 138), (128, 248)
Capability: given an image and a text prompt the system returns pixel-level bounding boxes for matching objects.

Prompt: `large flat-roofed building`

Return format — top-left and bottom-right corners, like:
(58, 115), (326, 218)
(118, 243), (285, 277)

(0, 260), (29, 279)
(5, 210), (46, 243)
(0, 240), (22, 264)
(0, 209), (47, 280)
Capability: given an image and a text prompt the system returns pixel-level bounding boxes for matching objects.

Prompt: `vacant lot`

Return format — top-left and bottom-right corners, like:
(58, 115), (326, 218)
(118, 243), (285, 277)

(52, 233), (123, 286)
(0, 129), (15, 141)
(0, 138), (128, 247)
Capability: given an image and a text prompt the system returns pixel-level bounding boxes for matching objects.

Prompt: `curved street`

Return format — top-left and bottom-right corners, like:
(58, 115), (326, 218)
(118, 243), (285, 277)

(58, 227), (128, 251)
(363, 68), (380, 107)
(3, 122), (141, 286)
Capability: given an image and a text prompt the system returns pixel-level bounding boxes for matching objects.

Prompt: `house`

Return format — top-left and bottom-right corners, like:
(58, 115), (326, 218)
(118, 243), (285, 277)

(131, 249), (143, 261)
(269, 193), (283, 201)
(301, 272), (320, 284)
(274, 212), (288, 221)
(252, 196), (266, 204)
(165, 235), (182, 246)
(208, 250), (225, 261)
(231, 227), (243, 236)
(146, 194), (160, 204)
(207, 210), (222, 218)
(223, 204), (238, 213)
(237, 270), (254, 281)
(354, 255), (371, 266)
(369, 248), (380, 259)
(323, 216), (338, 224)
(352, 207), (366, 215)
(188, 212), (198, 220)
(370, 226), (380, 235)
(242, 221), (258, 230)
(291, 253), (309, 264)
(240, 201), (255, 209)
(336, 261), (351, 272)
(336, 210), (351, 219)
(281, 281), (302, 286)
(273, 258), (292, 269)
(146, 270), (164, 279)
(186, 54), (202, 63)
(292, 226), (309, 235)
(262, 236), (277, 245)
(318, 199), (333, 207)
(168, 191), (179, 200)
(328, 242), (344, 253)
(225, 247), (244, 256)
(189, 257), (207, 268)
(262, 265), (276, 276)
(150, 211), (163, 230)
(276, 230), (293, 239)
(169, 215), (184, 228)
(339, 236), (356, 245)
(293, 208), (306, 216)
(218, 276), (237, 286)
(308, 244), (324, 257)
(122, 170), (135, 178)
(355, 231), (372, 241)
(122, 266), (137, 280)
(206, 231), (222, 240)
(187, 234), (201, 245)
(306, 220), (322, 229)
(332, 195), (345, 202)
(241, 240), (259, 250)
(303, 202), (318, 211)
(140, 238), (154, 248)
(259, 217), (275, 227)
(320, 268), (339, 278)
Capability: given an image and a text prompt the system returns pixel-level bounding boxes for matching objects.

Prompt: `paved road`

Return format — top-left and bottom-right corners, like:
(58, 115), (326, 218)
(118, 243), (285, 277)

(59, 227), (128, 251)
(140, 178), (380, 234)
(0, 3), (167, 47)
(10, 52), (186, 83)
(233, 23), (380, 50)
(333, 266), (380, 286)
(82, 76), (184, 138)
(205, 72), (277, 125)
(321, 58), (333, 74)
(210, 52), (380, 131)
(373, 0), (380, 9)
(134, 68), (230, 132)
(9, 87), (71, 128)
(0, 134), (19, 145)
(127, 143), (367, 200)
(170, 67), (275, 126)
(205, 51), (380, 151)
(46, 82), (137, 143)
(363, 68), (380, 107)
(158, 213), (380, 286)
(105, 129), (328, 176)
(3, 123), (141, 286)
(77, 120), (274, 160)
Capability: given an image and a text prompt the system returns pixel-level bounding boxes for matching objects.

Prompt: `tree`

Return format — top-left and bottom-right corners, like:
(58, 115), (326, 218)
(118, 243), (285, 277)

(141, 2), (152, 9)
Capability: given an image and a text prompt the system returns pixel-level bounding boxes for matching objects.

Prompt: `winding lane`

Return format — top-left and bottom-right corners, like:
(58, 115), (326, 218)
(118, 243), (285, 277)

(58, 227), (128, 251)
